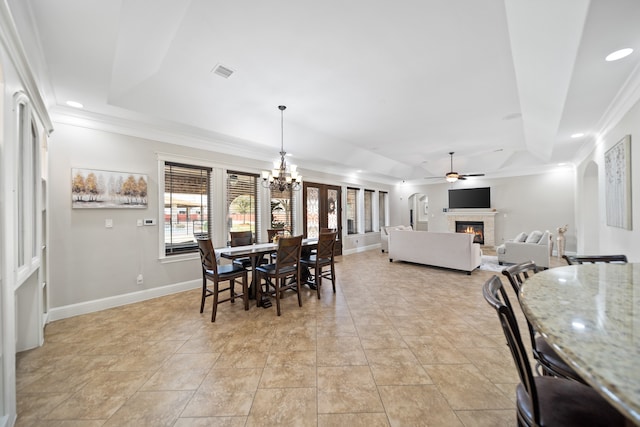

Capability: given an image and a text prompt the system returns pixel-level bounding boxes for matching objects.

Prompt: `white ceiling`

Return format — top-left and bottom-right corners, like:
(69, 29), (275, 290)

(13, 0), (640, 184)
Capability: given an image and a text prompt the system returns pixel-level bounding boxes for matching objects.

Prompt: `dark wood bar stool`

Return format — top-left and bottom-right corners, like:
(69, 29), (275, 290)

(300, 230), (337, 299)
(502, 262), (586, 384)
(562, 254), (628, 265)
(483, 275), (625, 427)
(196, 236), (248, 322)
(256, 235), (303, 316)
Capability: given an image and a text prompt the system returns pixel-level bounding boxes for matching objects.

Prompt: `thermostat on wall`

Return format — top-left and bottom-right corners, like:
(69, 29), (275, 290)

(144, 218), (156, 226)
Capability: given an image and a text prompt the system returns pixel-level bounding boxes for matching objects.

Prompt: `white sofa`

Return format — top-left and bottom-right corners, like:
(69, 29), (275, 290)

(380, 225), (412, 253)
(497, 230), (551, 268)
(388, 230), (482, 274)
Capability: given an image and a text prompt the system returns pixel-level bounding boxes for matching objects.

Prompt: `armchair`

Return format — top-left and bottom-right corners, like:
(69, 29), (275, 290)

(380, 225), (412, 253)
(497, 230), (551, 268)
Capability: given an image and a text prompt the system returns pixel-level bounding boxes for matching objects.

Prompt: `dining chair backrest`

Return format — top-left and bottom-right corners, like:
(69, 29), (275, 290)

(275, 235), (303, 271)
(316, 231), (337, 260)
(501, 261), (538, 297)
(562, 254), (628, 265)
(230, 230), (253, 246)
(267, 228), (285, 242)
(502, 262), (540, 358)
(196, 236), (219, 277)
(483, 275), (539, 422)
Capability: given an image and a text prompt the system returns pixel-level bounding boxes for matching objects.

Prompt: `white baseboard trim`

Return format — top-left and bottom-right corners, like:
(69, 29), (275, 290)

(48, 279), (200, 322)
(343, 244), (379, 256)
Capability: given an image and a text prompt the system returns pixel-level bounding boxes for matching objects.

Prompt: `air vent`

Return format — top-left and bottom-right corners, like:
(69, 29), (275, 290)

(212, 64), (235, 79)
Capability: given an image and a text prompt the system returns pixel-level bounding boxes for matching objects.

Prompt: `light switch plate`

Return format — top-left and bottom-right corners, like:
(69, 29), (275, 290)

(105, 219), (113, 228)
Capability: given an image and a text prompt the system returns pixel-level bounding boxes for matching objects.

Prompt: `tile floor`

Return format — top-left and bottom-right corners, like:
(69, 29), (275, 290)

(16, 250), (565, 426)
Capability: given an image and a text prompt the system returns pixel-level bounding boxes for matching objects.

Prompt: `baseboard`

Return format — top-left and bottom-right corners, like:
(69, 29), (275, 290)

(48, 279), (200, 322)
(343, 244), (379, 256)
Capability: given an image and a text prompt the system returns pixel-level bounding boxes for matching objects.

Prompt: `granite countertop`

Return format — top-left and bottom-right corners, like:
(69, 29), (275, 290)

(520, 263), (640, 424)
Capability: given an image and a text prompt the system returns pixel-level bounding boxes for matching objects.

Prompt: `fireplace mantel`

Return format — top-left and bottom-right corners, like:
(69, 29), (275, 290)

(446, 211), (497, 247)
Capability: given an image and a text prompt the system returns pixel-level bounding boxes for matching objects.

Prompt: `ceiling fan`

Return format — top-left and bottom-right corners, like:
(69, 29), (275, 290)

(431, 152), (485, 183)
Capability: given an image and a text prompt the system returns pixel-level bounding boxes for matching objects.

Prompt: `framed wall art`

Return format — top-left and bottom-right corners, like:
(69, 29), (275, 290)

(72, 168), (148, 209)
(605, 135), (632, 229)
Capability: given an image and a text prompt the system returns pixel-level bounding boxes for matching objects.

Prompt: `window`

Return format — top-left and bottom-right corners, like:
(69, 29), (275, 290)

(270, 186), (293, 239)
(346, 187), (359, 234)
(16, 96), (40, 268)
(364, 189), (374, 232)
(164, 162), (211, 255)
(379, 191), (388, 229)
(227, 171), (259, 244)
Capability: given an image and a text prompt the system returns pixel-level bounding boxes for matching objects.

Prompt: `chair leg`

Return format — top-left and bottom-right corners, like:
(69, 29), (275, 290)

(242, 274), (249, 311)
(256, 272), (263, 307)
(316, 267), (321, 299)
(330, 262), (336, 293)
(275, 277), (282, 316)
(211, 282), (219, 322)
(296, 270), (302, 307)
(230, 279), (235, 303)
(200, 277), (207, 313)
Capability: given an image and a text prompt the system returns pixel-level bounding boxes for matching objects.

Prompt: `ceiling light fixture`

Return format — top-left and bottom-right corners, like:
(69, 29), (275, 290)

(66, 100), (83, 108)
(261, 105), (302, 192)
(571, 133), (584, 138)
(605, 48), (633, 62)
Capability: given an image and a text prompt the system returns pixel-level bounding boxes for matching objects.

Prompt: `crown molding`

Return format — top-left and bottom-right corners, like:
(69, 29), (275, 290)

(0, 2), (53, 134)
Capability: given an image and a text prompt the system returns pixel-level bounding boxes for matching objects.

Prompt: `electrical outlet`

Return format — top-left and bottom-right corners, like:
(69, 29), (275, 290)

(136, 274), (143, 285)
(137, 219), (143, 226)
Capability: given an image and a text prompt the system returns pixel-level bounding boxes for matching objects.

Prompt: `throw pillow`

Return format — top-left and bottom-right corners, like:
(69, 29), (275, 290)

(514, 232), (528, 242)
(525, 230), (543, 244)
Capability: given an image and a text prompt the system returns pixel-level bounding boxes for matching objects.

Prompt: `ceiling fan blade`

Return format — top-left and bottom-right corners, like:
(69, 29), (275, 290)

(457, 176), (467, 180)
(460, 173), (485, 178)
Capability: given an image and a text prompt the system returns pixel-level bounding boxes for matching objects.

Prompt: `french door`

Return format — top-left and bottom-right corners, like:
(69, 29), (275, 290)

(303, 182), (342, 255)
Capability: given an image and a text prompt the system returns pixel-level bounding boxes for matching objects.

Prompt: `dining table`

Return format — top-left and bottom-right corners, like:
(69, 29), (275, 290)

(217, 237), (318, 301)
(519, 263), (640, 425)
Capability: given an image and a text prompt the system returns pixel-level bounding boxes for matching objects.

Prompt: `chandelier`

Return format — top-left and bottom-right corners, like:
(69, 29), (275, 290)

(261, 105), (302, 191)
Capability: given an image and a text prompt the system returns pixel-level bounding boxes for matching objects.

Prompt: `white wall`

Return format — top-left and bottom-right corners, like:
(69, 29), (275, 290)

(48, 122), (392, 315)
(389, 169), (577, 252)
(575, 97), (640, 261)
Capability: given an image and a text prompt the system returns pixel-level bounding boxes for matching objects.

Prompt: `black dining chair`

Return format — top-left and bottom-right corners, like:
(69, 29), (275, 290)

(562, 254), (628, 265)
(255, 235), (303, 316)
(482, 275), (625, 427)
(196, 235), (249, 322)
(300, 230), (337, 299)
(502, 262), (586, 384)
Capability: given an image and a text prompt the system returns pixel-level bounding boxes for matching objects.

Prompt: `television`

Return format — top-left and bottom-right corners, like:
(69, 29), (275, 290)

(448, 187), (491, 209)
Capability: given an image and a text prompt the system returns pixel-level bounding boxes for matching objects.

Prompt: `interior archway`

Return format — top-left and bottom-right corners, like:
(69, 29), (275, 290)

(408, 193), (428, 231)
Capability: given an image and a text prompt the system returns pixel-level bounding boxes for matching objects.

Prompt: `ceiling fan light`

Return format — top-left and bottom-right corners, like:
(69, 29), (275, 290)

(445, 172), (458, 183)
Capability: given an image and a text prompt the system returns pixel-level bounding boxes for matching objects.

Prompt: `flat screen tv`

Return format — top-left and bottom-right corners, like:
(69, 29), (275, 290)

(448, 187), (491, 209)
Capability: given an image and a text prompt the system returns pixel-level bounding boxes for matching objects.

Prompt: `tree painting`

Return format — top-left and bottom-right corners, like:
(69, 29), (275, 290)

(72, 168), (148, 208)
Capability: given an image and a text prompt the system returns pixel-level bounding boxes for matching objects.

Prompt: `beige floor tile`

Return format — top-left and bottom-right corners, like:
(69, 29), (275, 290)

(378, 385), (463, 427)
(403, 334), (471, 364)
(102, 390), (193, 426)
(424, 364), (514, 410)
(16, 251), (539, 425)
(455, 409), (517, 427)
(174, 417), (246, 427)
(317, 366), (384, 413)
(45, 389), (128, 420)
(246, 388), (316, 427)
(181, 389), (255, 417)
(318, 413), (390, 427)
(365, 348), (433, 385)
(259, 365), (317, 388)
(140, 352), (219, 391)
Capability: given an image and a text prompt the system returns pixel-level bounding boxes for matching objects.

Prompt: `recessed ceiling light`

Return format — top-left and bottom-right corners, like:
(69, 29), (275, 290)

(356, 170), (363, 173)
(605, 48), (633, 62)
(66, 100), (83, 108)
(571, 133), (584, 138)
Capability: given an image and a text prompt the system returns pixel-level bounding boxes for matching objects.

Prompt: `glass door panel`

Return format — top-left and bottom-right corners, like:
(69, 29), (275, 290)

(303, 182), (342, 255)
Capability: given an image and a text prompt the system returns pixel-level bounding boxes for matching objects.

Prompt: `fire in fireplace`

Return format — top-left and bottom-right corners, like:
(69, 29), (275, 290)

(456, 221), (484, 245)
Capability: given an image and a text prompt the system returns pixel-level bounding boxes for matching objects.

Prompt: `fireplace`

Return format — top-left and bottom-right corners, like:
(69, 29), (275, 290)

(456, 221), (484, 245)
